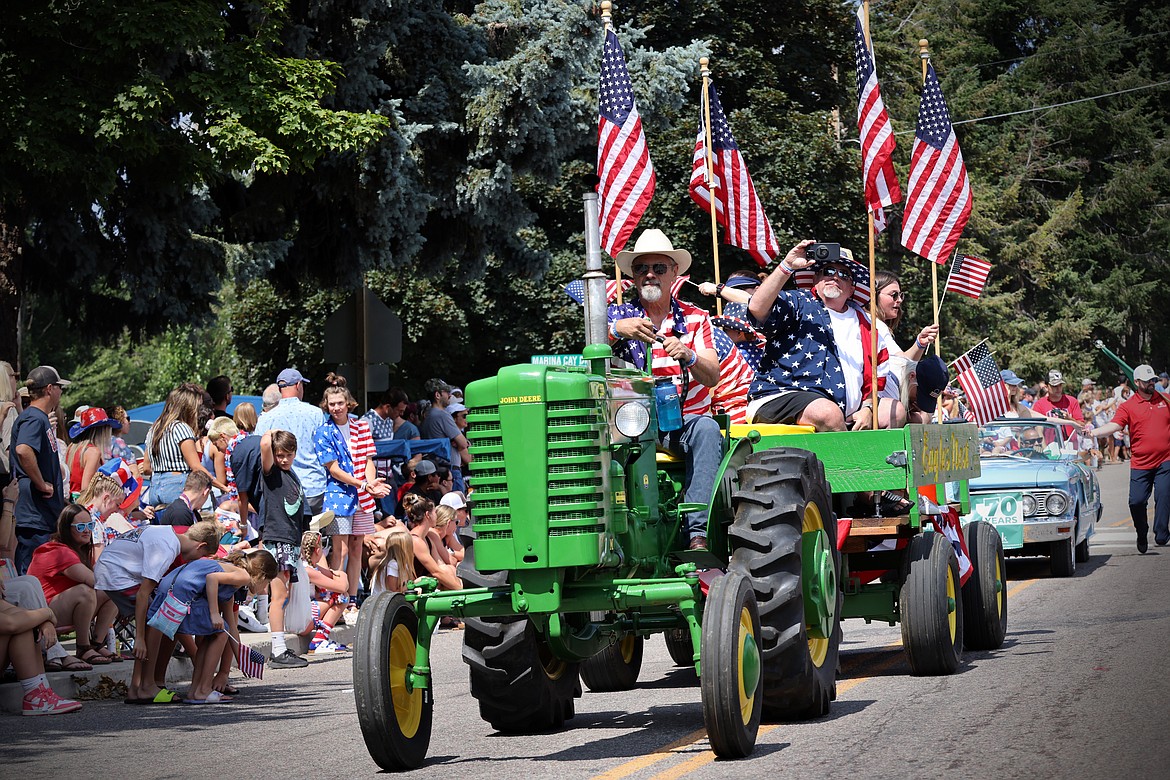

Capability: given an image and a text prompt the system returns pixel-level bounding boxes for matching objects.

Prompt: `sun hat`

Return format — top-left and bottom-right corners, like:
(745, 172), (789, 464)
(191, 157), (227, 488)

(309, 510), (335, 534)
(792, 247), (872, 306)
(26, 365), (71, 389)
(98, 458), (142, 511)
(710, 302), (764, 345)
(276, 368), (309, 387)
(615, 229), (692, 277)
(69, 407), (122, 439)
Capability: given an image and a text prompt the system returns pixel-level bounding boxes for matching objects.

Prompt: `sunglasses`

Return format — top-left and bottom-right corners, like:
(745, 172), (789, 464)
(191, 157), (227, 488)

(1024, 438), (1043, 445)
(73, 520), (97, 533)
(818, 266), (854, 282)
(632, 262), (673, 276)
(882, 290), (907, 301)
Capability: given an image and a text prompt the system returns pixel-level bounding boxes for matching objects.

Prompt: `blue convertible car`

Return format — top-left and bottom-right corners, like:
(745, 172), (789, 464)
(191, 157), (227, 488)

(964, 419), (1102, 577)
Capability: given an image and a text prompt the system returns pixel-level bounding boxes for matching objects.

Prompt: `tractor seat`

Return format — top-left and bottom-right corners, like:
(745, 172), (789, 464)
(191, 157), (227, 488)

(655, 447), (684, 465)
(728, 423), (816, 438)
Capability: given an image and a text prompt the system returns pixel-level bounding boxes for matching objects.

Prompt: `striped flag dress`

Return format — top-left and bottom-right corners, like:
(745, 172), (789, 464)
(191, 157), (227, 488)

(347, 417), (377, 515)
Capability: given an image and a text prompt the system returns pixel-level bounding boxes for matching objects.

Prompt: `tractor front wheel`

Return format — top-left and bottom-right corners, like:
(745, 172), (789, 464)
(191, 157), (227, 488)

(580, 633), (643, 692)
(961, 521), (1007, 650)
(900, 532), (964, 675)
(700, 571), (762, 758)
(353, 591), (433, 771)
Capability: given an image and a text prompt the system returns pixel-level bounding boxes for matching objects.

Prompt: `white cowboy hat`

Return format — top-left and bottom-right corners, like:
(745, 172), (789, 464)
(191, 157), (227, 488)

(614, 229), (692, 277)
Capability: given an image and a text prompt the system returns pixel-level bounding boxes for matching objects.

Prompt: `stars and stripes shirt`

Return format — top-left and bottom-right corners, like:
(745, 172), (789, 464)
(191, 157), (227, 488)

(608, 297), (717, 417)
(711, 328), (752, 424)
(347, 416), (377, 515)
(314, 415), (377, 517)
(748, 291), (894, 417)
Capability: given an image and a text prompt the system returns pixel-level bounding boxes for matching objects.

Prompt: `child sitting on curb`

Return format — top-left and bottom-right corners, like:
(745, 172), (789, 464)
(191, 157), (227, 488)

(0, 598), (83, 715)
(300, 531), (349, 655)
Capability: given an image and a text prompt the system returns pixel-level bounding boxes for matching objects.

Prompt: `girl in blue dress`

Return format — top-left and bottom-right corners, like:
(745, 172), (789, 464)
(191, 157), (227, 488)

(148, 548), (277, 703)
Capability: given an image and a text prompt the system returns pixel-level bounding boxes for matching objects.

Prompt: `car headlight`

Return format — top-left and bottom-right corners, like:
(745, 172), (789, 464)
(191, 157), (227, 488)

(1045, 492), (1069, 515)
(614, 401), (650, 438)
(1023, 494), (1037, 516)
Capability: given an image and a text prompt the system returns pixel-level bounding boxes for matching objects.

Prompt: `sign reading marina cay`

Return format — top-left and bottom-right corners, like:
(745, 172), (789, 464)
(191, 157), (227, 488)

(530, 354), (585, 367)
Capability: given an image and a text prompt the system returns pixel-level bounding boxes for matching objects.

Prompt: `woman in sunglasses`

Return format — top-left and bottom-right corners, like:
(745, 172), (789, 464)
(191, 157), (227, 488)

(27, 503), (122, 667)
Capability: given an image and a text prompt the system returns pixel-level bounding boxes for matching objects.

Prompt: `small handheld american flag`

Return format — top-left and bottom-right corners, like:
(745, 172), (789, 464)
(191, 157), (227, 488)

(944, 254), (992, 299)
(951, 341), (1010, 425)
(226, 631), (265, 679)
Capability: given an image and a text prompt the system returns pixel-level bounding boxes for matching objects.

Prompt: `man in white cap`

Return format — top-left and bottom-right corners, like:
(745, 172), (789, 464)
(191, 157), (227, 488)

(1031, 370), (1083, 422)
(1083, 364), (1170, 553)
(11, 366), (70, 573)
(253, 368), (326, 531)
(608, 229), (720, 551)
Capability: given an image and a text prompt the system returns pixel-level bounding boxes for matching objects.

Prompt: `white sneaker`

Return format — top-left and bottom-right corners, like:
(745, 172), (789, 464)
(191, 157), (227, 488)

(308, 640), (348, 655)
(237, 605), (269, 633)
(342, 605), (360, 627)
(23, 684), (83, 716)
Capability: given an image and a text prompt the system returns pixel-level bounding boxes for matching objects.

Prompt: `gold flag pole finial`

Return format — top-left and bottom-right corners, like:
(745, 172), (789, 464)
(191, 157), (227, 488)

(699, 57), (723, 315)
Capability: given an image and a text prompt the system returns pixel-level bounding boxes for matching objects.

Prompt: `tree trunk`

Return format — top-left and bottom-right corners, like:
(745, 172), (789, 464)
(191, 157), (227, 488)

(0, 202), (24, 372)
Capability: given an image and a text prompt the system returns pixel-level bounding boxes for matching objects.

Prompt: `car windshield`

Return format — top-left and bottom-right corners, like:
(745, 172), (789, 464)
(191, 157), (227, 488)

(977, 420), (1069, 458)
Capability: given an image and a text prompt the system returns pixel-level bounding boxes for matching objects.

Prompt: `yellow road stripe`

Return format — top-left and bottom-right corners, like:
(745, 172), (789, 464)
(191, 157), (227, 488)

(590, 729), (708, 780)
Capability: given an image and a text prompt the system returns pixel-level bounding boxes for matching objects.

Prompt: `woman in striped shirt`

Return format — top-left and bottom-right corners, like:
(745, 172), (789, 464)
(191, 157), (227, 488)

(144, 384), (212, 505)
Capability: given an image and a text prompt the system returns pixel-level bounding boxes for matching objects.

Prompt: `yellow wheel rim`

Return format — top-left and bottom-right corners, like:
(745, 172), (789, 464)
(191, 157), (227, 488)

(538, 642), (568, 681)
(946, 563), (957, 642)
(619, 634), (636, 664)
(737, 606), (757, 724)
(389, 623), (422, 738)
(802, 502), (830, 668)
(994, 554), (1003, 618)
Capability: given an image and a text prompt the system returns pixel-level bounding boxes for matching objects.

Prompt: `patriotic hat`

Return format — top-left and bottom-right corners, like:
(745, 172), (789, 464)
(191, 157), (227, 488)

(793, 247), (872, 306)
(68, 407), (122, 439)
(710, 302), (764, 346)
(615, 229), (692, 277)
(97, 458), (142, 511)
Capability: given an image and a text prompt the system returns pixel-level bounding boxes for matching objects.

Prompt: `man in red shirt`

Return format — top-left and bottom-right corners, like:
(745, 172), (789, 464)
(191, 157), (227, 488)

(1031, 370), (1084, 422)
(1085, 365), (1170, 553)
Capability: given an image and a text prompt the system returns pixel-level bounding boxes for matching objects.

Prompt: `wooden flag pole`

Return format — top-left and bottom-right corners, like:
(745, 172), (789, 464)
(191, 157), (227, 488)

(700, 57), (723, 316)
(919, 38), (942, 360)
(935, 248), (960, 320)
(601, 2), (623, 294)
(863, 3), (878, 429)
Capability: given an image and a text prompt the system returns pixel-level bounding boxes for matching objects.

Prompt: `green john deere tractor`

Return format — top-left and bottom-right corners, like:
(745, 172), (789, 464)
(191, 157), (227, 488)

(353, 200), (1004, 772)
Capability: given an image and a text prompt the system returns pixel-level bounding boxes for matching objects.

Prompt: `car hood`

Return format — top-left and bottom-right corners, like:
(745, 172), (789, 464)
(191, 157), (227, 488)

(972, 458), (1076, 489)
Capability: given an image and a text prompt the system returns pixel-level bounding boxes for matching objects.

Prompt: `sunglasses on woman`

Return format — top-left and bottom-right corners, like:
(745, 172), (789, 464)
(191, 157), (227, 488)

(818, 266), (854, 282)
(882, 289), (907, 301)
(632, 262), (673, 276)
(73, 520), (97, 533)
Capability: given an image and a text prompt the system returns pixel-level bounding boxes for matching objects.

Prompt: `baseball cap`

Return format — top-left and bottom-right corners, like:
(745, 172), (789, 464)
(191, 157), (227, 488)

(27, 365), (71, 389)
(447, 402), (468, 415)
(1081, 378), (1094, 388)
(440, 491), (467, 510)
(1133, 364), (1157, 382)
(424, 378), (452, 396)
(1000, 370), (1025, 387)
(1047, 370), (1064, 385)
(414, 460), (437, 477)
(276, 368), (309, 387)
(914, 356), (949, 414)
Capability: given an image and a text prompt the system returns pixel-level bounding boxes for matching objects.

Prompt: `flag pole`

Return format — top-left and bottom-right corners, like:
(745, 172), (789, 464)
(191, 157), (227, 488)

(699, 57), (723, 316)
(601, 1), (623, 295)
(919, 38), (942, 359)
(935, 248), (959, 320)
(863, 2), (879, 429)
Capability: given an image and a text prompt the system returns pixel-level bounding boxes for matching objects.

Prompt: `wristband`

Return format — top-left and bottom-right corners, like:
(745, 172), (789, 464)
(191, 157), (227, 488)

(779, 260), (794, 275)
(916, 337), (929, 351)
(685, 350), (698, 369)
(715, 283), (726, 295)
(609, 320), (619, 340)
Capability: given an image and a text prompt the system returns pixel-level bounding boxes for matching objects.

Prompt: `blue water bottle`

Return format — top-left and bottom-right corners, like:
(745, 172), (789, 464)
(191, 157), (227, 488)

(654, 377), (683, 432)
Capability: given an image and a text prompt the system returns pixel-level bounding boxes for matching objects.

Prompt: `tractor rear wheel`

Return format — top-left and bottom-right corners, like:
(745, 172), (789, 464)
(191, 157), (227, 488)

(353, 591), (433, 771)
(580, 633), (643, 692)
(900, 532), (964, 675)
(961, 521), (1007, 650)
(728, 448), (840, 721)
(700, 571), (762, 758)
(459, 547), (581, 733)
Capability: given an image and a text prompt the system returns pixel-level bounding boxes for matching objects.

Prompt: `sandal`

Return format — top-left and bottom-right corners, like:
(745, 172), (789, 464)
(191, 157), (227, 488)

(45, 655), (93, 672)
(76, 646), (112, 666)
(214, 683), (240, 696)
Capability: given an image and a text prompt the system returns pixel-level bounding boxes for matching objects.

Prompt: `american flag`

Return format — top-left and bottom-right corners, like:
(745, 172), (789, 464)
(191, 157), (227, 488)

(929, 507), (973, 586)
(944, 254), (992, 299)
(597, 28), (655, 259)
(853, 7), (901, 234)
(951, 341), (1010, 425)
(226, 632), (265, 679)
(688, 81), (778, 267)
(900, 64), (972, 264)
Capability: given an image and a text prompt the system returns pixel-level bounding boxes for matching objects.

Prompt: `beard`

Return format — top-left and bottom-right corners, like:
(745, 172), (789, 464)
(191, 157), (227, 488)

(820, 285), (843, 302)
(640, 283), (663, 303)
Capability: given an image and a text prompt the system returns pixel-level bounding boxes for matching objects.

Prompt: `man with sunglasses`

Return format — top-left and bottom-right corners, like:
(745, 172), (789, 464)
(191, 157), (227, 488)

(10, 367), (70, 574)
(1082, 365), (1170, 553)
(608, 229), (721, 550)
(746, 241), (916, 431)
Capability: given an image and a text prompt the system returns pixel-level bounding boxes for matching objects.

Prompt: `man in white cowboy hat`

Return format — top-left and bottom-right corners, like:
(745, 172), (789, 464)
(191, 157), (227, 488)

(746, 240), (922, 431)
(608, 229), (721, 550)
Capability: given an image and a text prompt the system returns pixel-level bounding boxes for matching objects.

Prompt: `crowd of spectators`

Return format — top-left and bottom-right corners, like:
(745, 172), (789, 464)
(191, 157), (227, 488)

(0, 361), (471, 711)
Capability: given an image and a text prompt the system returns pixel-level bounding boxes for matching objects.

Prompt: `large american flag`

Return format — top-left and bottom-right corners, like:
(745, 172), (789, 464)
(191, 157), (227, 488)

(597, 28), (655, 259)
(688, 81), (778, 267)
(900, 64), (972, 264)
(944, 254), (992, 299)
(951, 341), (1010, 425)
(853, 7), (901, 234)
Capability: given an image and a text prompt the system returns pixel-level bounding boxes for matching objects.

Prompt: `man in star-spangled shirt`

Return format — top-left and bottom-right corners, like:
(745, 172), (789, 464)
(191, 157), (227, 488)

(746, 240), (931, 430)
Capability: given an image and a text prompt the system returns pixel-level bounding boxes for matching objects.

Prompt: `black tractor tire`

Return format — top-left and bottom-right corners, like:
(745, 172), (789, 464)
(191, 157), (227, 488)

(459, 547), (581, 733)
(961, 521), (1008, 651)
(664, 628), (695, 667)
(727, 448), (841, 721)
(700, 571), (762, 759)
(900, 532), (964, 675)
(353, 591), (433, 771)
(580, 634), (643, 692)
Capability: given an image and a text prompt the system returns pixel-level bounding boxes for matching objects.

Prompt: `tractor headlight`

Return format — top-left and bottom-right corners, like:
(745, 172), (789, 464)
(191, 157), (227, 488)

(1023, 494), (1037, 516)
(1045, 492), (1069, 516)
(614, 401), (650, 438)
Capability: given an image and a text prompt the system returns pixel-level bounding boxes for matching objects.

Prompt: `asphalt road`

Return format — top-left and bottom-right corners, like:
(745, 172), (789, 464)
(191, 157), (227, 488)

(7, 461), (1168, 779)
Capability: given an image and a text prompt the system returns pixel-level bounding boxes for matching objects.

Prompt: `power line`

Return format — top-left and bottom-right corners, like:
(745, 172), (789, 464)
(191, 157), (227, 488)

(971, 30), (1170, 70)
